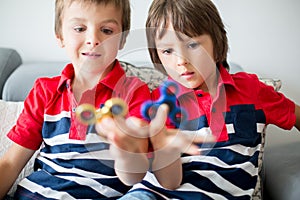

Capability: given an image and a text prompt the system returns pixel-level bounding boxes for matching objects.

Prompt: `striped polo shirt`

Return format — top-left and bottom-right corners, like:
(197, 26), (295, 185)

(7, 60), (151, 199)
(129, 66), (296, 200)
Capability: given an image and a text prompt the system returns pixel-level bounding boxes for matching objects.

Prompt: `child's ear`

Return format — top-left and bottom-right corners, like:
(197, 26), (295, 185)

(119, 31), (129, 50)
(56, 34), (65, 48)
(119, 37), (126, 50)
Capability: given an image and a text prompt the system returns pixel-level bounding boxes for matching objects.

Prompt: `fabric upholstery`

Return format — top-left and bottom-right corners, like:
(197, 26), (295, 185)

(0, 100), (38, 196)
(264, 142), (300, 200)
(0, 48), (22, 98)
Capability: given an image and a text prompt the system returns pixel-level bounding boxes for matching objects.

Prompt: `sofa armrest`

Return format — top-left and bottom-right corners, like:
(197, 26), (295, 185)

(0, 48), (22, 99)
(264, 141), (300, 200)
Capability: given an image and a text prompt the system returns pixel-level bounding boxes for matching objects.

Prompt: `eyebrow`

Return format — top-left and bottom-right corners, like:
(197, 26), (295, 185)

(156, 41), (172, 47)
(156, 37), (192, 46)
(69, 18), (120, 26)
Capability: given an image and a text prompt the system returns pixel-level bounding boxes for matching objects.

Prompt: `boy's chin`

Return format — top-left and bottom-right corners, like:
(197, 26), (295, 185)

(176, 79), (198, 90)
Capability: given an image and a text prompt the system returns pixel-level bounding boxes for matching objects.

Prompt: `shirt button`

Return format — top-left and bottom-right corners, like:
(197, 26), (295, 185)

(212, 107), (216, 113)
(197, 93), (203, 97)
(72, 107), (76, 112)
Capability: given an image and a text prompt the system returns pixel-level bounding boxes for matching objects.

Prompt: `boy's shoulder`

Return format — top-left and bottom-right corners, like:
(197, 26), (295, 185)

(230, 71), (261, 88)
(34, 75), (61, 89)
(31, 75), (62, 100)
(231, 71), (259, 82)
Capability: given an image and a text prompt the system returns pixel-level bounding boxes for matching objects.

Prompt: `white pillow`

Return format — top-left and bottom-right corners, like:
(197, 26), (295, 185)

(0, 100), (24, 155)
(0, 100), (36, 196)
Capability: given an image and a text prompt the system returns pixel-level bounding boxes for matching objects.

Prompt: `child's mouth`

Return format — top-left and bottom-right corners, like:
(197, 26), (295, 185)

(82, 52), (101, 58)
(181, 71), (194, 79)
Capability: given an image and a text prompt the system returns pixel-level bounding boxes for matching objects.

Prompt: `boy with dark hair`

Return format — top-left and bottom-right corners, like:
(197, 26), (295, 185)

(120, 0), (300, 199)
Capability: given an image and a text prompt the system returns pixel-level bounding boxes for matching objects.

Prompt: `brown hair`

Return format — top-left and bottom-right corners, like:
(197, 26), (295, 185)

(146, 0), (229, 74)
(55, 0), (131, 43)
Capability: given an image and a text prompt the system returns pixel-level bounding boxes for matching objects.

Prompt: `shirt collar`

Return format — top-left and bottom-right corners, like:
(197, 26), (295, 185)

(57, 60), (125, 93)
(100, 60), (126, 90)
(218, 64), (236, 88)
(57, 63), (74, 93)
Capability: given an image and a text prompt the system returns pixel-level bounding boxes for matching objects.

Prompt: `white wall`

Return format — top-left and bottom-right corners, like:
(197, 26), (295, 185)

(0, 0), (153, 63)
(0, 0), (299, 144)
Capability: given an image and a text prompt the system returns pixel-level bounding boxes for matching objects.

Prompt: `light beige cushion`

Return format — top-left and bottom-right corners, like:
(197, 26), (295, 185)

(120, 61), (166, 91)
(0, 100), (24, 160)
(0, 100), (36, 196)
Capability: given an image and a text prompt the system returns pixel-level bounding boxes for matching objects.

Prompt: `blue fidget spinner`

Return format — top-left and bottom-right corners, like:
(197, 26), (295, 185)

(141, 80), (188, 127)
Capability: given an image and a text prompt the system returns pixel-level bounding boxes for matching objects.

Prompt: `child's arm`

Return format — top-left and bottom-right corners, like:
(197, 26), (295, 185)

(96, 116), (149, 186)
(295, 104), (300, 131)
(149, 104), (215, 189)
(0, 143), (35, 199)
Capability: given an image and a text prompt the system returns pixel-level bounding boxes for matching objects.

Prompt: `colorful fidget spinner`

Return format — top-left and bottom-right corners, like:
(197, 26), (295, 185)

(141, 80), (188, 127)
(75, 98), (128, 125)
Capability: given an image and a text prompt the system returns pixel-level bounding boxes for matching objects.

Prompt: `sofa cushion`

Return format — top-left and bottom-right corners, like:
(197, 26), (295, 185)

(120, 61), (166, 91)
(0, 100), (37, 196)
(264, 141), (300, 200)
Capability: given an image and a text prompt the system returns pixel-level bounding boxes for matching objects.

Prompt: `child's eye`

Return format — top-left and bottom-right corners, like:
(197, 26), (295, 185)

(101, 28), (113, 35)
(162, 48), (173, 55)
(74, 26), (85, 32)
(188, 42), (200, 49)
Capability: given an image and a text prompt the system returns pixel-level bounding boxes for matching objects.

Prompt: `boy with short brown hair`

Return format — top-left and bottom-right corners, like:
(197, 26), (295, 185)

(0, 0), (151, 199)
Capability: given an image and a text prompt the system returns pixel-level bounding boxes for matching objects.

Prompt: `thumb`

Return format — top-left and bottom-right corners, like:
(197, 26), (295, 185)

(149, 104), (169, 137)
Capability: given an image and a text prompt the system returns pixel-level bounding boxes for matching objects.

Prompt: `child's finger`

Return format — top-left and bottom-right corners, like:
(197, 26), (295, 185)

(111, 115), (149, 139)
(181, 130), (216, 144)
(166, 129), (216, 143)
(125, 117), (149, 138)
(155, 129), (215, 155)
(182, 144), (201, 155)
(95, 117), (117, 141)
(149, 104), (169, 137)
(95, 116), (129, 139)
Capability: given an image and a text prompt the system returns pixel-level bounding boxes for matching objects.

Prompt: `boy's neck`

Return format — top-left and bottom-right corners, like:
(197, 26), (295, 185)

(195, 69), (219, 97)
(72, 61), (115, 101)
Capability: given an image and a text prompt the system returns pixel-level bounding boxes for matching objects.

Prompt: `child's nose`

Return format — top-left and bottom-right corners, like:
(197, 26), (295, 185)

(86, 41), (99, 46)
(86, 32), (100, 47)
(176, 55), (189, 66)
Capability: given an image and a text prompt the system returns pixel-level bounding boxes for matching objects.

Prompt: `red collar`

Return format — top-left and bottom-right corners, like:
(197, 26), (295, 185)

(57, 60), (125, 94)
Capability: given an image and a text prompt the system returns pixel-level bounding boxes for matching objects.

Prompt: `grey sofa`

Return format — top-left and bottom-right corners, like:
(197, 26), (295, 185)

(0, 47), (300, 200)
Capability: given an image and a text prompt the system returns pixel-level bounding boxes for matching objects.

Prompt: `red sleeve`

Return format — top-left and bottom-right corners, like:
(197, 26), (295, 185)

(258, 80), (296, 130)
(7, 79), (46, 150)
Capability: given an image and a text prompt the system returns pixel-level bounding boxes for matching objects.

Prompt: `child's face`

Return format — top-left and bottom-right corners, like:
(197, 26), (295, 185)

(155, 24), (217, 91)
(57, 1), (123, 73)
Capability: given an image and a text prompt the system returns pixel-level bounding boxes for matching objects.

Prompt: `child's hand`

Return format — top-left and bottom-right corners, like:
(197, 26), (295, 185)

(95, 116), (149, 175)
(96, 116), (148, 153)
(149, 104), (215, 171)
